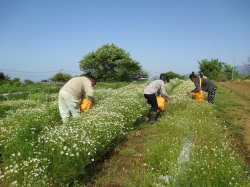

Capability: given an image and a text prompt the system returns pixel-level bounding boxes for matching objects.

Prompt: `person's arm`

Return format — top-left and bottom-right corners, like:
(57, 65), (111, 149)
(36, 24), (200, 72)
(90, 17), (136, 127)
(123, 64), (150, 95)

(160, 81), (171, 99)
(191, 78), (201, 92)
(83, 80), (95, 103)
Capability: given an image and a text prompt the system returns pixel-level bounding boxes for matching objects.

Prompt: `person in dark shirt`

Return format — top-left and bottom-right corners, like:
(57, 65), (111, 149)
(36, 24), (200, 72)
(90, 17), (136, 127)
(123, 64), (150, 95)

(187, 73), (217, 105)
(199, 70), (208, 78)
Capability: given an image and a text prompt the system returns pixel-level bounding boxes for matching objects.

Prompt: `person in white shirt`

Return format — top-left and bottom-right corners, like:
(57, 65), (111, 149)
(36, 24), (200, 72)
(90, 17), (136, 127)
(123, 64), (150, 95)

(144, 73), (172, 123)
(58, 74), (96, 123)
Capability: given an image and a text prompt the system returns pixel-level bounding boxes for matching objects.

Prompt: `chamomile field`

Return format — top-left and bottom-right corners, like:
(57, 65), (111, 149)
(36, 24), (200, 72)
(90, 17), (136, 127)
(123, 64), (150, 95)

(0, 79), (249, 187)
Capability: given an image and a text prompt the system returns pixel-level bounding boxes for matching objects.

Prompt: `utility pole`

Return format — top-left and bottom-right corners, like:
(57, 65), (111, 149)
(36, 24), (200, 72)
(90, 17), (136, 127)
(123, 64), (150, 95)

(232, 55), (235, 80)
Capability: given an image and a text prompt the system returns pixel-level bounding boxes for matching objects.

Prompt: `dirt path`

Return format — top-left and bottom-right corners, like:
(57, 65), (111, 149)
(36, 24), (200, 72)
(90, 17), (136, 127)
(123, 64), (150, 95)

(86, 123), (153, 187)
(217, 80), (250, 159)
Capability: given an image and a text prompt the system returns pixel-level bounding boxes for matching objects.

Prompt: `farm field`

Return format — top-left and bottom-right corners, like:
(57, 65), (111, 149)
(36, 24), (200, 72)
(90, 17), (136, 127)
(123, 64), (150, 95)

(86, 80), (250, 187)
(0, 79), (250, 187)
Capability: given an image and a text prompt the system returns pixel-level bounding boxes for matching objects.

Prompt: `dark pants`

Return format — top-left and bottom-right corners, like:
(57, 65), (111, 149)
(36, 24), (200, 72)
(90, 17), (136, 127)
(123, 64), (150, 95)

(207, 87), (217, 104)
(144, 94), (158, 112)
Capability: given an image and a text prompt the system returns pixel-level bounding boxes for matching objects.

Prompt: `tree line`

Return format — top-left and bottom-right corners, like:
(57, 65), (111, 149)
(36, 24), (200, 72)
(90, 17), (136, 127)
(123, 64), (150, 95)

(1, 43), (250, 86)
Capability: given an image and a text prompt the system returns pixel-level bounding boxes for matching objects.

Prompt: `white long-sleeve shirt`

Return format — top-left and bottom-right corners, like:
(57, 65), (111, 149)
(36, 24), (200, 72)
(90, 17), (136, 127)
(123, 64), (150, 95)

(144, 79), (170, 98)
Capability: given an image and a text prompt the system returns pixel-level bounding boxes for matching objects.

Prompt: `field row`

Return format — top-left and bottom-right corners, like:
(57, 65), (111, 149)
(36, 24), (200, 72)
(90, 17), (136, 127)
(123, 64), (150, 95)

(1, 80), (249, 187)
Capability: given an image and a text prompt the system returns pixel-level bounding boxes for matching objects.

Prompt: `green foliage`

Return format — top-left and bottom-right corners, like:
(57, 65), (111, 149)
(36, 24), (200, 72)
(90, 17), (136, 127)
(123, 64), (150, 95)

(95, 82), (131, 89)
(239, 75), (250, 80)
(165, 71), (185, 80)
(0, 71), (5, 80)
(198, 58), (239, 81)
(23, 79), (34, 85)
(50, 72), (72, 82)
(0, 83), (60, 96)
(0, 72), (26, 86)
(0, 72), (11, 85)
(0, 105), (12, 118)
(1, 104), (61, 186)
(0, 77), (22, 87)
(3, 92), (29, 100)
(13, 81), (22, 87)
(79, 43), (148, 82)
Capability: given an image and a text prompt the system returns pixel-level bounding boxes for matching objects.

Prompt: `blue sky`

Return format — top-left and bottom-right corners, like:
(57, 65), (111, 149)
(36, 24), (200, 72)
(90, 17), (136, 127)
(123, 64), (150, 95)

(0, 0), (250, 82)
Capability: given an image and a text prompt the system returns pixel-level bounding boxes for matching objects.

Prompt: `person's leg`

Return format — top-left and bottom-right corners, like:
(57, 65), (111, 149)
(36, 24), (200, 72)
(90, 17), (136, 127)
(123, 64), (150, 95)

(207, 87), (217, 104)
(58, 91), (71, 123)
(144, 94), (158, 123)
(62, 91), (81, 118)
(144, 94), (158, 112)
(69, 99), (81, 118)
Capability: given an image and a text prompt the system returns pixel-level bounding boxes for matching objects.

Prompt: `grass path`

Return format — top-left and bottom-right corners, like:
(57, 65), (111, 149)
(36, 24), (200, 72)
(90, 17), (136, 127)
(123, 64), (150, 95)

(217, 80), (250, 165)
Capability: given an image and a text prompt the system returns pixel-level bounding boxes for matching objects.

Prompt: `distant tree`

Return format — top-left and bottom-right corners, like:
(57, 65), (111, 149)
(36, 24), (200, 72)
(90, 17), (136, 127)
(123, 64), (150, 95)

(198, 58), (237, 81)
(0, 72), (11, 83)
(0, 72), (24, 86)
(0, 71), (5, 80)
(198, 59), (222, 80)
(133, 70), (149, 81)
(11, 78), (22, 87)
(79, 43), (148, 82)
(24, 79), (34, 85)
(165, 71), (185, 80)
(50, 72), (72, 82)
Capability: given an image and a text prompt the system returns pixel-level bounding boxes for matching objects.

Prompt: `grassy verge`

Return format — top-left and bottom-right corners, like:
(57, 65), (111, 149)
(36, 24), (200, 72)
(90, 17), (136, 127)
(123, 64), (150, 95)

(215, 84), (250, 162)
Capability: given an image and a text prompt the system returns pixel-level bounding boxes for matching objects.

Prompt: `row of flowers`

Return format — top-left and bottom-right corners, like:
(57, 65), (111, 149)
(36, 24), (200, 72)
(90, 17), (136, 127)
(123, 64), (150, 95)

(0, 81), (151, 186)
